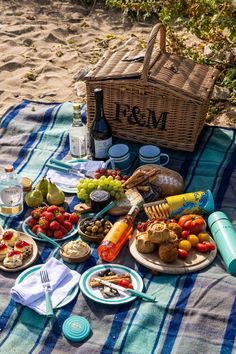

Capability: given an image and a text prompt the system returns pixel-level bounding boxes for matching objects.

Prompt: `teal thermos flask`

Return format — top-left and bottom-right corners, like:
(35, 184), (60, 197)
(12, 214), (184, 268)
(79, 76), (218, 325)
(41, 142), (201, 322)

(208, 211), (236, 276)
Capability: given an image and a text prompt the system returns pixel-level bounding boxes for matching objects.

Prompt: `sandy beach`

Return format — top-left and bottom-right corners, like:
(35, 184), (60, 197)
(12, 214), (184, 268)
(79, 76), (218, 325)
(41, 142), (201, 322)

(0, 0), (235, 127)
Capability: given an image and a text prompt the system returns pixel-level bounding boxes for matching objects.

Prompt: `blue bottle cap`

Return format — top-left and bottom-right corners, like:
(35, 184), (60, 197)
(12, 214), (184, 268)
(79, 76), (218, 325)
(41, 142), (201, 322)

(63, 316), (91, 342)
(139, 145), (160, 158)
(108, 144), (129, 158)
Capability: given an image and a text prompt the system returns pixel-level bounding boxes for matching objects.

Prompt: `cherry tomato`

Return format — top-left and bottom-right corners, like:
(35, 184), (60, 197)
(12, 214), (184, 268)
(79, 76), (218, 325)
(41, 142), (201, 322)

(181, 230), (190, 239)
(195, 242), (209, 253)
(187, 234), (199, 247)
(178, 214), (206, 235)
(178, 248), (189, 259)
(198, 232), (210, 242)
(178, 239), (192, 251)
(117, 279), (133, 289)
(203, 241), (216, 251)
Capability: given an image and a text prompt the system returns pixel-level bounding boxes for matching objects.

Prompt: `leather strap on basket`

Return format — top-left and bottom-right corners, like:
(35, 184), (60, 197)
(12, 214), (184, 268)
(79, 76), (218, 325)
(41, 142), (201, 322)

(141, 23), (166, 82)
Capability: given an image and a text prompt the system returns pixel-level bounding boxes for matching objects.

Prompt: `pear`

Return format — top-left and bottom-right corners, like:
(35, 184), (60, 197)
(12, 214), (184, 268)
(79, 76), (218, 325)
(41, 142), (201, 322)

(46, 180), (65, 205)
(35, 178), (48, 198)
(25, 190), (44, 208)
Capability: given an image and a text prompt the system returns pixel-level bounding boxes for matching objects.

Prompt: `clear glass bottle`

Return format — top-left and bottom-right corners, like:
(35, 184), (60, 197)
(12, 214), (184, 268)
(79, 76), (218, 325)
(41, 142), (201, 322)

(69, 103), (88, 158)
(97, 205), (139, 262)
(0, 165), (23, 216)
(89, 88), (112, 160)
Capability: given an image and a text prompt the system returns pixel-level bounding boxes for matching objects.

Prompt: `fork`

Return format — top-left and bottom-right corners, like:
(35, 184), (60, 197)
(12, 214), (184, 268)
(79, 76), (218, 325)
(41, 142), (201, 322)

(40, 269), (54, 317)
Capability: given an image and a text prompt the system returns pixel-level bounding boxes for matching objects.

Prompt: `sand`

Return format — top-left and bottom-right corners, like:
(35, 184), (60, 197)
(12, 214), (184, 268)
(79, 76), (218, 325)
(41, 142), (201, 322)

(0, 0), (235, 127)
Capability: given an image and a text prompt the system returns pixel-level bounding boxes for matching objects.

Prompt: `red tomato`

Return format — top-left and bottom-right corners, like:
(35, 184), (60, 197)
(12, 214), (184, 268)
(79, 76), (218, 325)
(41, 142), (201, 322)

(203, 241), (216, 251)
(195, 242), (209, 253)
(178, 214), (206, 235)
(178, 248), (189, 259)
(117, 279), (133, 289)
(181, 230), (190, 239)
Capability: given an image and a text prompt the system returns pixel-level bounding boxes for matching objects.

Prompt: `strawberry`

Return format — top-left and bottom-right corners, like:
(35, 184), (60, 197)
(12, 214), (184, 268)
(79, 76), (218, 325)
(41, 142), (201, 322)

(27, 217), (38, 229)
(55, 213), (64, 224)
(47, 205), (59, 213)
(49, 220), (60, 231)
(41, 211), (54, 221)
(32, 225), (45, 235)
(69, 212), (79, 224)
(39, 217), (49, 230)
(60, 225), (68, 236)
(46, 229), (54, 238)
(31, 209), (41, 219)
(63, 221), (73, 232)
(64, 212), (71, 220)
(54, 230), (63, 239)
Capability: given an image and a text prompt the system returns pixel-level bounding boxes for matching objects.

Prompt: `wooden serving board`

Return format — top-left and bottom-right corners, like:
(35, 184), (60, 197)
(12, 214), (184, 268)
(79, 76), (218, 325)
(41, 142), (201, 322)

(0, 232), (39, 273)
(129, 230), (217, 274)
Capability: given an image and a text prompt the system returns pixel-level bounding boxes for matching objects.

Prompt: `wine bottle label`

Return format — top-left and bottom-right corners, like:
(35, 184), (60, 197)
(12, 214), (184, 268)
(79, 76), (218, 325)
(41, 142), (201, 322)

(94, 137), (112, 159)
(104, 221), (129, 244)
(0, 186), (22, 206)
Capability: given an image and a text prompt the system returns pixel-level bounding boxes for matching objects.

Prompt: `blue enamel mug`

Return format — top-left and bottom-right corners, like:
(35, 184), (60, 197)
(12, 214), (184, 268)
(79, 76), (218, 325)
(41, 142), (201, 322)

(104, 144), (131, 171)
(139, 145), (169, 166)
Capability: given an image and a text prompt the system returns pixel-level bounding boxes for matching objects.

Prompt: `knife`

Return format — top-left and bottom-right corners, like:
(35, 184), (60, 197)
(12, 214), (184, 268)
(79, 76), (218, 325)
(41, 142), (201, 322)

(46, 163), (86, 177)
(93, 277), (156, 302)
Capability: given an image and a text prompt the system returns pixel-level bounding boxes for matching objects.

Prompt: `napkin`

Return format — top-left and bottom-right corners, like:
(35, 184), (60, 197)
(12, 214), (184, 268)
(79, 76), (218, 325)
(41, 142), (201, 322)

(46, 160), (105, 187)
(10, 258), (80, 315)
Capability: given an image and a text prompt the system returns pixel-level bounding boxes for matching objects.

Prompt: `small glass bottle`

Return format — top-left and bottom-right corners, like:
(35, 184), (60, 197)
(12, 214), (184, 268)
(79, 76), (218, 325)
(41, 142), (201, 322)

(97, 205), (139, 262)
(0, 165), (23, 217)
(69, 103), (88, 158)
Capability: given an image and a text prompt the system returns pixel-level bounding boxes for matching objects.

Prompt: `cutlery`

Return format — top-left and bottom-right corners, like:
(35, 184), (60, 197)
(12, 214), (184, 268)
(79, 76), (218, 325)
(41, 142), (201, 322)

(46, 163), (86, 177)
(91, 201), (116, 222)
(40, 269), (54, 317)
(93, 278), (156, 302)
(37, 232), (61, 248)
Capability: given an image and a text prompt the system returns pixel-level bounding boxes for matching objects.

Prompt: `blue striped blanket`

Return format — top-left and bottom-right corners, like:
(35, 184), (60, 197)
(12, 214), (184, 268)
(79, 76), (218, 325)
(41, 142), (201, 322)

(0, 100), (236, 354)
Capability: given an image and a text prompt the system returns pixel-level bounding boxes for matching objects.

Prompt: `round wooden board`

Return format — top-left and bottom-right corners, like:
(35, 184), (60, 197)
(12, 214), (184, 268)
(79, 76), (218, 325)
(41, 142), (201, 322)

(129, 230), (217, 274)
(0, 232), (39, 272)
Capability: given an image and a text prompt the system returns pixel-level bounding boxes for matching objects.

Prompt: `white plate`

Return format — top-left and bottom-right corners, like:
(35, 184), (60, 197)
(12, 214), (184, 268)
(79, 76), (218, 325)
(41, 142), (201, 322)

(54, 159), (87, 194)
(79, 264), (143, 305)
(22, 216), (78, 243)
(129, 230), (217, 274)
(0, 232), (38, 272)
(15, 264), (79, 308)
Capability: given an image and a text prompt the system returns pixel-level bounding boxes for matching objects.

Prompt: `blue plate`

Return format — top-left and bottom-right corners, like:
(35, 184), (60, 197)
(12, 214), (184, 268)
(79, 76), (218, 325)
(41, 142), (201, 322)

(22, 216), (78, 243)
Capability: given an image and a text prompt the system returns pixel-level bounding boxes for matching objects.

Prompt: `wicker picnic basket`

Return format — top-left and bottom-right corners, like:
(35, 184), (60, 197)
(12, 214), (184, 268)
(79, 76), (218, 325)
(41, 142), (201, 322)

(85, 23), (219, 151)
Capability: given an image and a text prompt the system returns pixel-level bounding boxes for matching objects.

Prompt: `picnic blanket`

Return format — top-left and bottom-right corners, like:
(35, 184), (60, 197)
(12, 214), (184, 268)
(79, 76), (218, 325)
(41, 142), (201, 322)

(0, 100), (236, 354)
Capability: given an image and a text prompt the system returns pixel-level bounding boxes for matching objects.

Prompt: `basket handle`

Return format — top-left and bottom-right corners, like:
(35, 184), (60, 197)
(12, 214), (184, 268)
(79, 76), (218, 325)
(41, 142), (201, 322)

(141, 23), (166, 81)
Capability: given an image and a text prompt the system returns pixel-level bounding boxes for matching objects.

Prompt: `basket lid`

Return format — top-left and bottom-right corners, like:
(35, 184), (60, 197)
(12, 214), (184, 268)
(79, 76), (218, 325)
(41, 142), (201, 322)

(149, 52), (219, 101)
(85, 24), (219, 102)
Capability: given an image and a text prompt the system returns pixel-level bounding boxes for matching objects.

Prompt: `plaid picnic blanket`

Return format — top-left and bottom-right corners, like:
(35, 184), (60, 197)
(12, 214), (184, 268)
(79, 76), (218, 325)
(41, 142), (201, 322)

(0, 100), (236, 354)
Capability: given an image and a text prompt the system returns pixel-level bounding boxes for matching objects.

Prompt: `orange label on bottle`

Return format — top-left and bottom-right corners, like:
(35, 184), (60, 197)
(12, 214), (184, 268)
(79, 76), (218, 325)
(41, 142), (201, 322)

(103, 221), (129, 245)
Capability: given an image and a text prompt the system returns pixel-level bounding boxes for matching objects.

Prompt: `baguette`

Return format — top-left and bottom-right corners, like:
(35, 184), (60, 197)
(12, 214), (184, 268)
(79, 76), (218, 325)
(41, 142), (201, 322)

(90, 273), (131, 287)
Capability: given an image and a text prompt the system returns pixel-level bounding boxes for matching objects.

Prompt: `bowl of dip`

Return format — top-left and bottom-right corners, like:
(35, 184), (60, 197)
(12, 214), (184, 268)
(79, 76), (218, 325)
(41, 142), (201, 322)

(60, 239), (91, 264)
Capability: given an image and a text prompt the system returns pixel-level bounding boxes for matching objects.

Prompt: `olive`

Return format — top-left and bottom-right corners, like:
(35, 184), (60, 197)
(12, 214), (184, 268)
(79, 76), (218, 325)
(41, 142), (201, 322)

(103, 228), (110, 235)
(105, 221), (111, 227)
(92, 225), (98, 233)
(85, 231), (91, 235)
(108, 271), (116, 276)
(95, 220), (102, 227)
(86, 226), (92, 232)
(98, 227), (104, 233)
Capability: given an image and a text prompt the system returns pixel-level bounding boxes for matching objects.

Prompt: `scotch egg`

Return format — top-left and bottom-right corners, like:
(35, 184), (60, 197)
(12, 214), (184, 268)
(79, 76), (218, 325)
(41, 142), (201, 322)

(1, 229), (18, 247)
(0, 243), (10, 261)
(14, 240), (33, 259)
(3, 250), (23, 269)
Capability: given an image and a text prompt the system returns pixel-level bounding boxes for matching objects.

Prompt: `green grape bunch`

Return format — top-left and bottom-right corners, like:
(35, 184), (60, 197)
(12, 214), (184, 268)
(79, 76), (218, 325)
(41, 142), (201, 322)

(77, 175), (125, 203)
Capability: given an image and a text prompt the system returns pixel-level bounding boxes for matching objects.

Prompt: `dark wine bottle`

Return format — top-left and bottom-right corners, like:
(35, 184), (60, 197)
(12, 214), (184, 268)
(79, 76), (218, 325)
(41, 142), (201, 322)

(89, 88), (112, 160)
